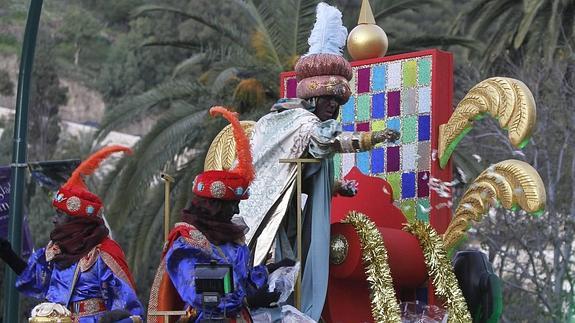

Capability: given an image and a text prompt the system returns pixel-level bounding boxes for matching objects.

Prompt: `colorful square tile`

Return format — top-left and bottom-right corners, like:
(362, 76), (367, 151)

(342, 153), (355, 177)
(356, 151), (370, 174)
(386, 118), (400, 145)
(400, 200), (416, 221)
(417, 142), (430, 170)
(286, 78), (297, 98)
(342, 97), (355, 123)
(402, 115), (418, 144)
(357, 67), (371, 93)
(418, 87), (431, 113)
(356, 95), (371, 121)
(386, 146), (400, 172)
(342, 124), (354, 131)
(402, 143), (417, 171)
(371, 148), (385, 174)
(372, 120), (386, 131)
(417, 171), (430, 197)
(387, 91), (401, 117)
(418, 57), (432, 86)
(356, 122), (370, 131)
(372, 93), (385, 119)
(387, 62), (402, 89)
(386, 172), (401, 200)
(401, 88), (417, 115)
(403, 60), (417, 87)
(402, 172), (416, 198)
(333, 153), (342, 179)
(372, 65), (386, 91)
(418, 115), (431, 141)
(416, 198), (431, 221)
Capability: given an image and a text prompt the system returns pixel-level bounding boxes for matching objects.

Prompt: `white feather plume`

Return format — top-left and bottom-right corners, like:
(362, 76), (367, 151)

(306, 2), (348, 56)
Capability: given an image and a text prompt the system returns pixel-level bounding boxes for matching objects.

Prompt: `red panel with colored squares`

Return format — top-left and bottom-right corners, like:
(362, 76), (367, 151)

(280, 49), (453, 233)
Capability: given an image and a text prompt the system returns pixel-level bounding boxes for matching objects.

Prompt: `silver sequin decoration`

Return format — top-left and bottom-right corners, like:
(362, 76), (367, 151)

(66, 196), (82, 212)
(210, 181), (226, 198)
(330, 234), (349, 265)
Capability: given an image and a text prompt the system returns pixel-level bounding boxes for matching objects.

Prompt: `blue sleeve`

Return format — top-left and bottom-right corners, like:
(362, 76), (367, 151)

(98, 258), (144, 317)
(250, 265), (268, 290)
(165, 238), (247, 313)
(15, 248), (51, 299)
(236, 245), (267, 291)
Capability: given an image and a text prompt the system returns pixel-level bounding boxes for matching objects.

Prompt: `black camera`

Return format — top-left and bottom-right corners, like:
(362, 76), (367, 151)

(195, 261), (235, 323)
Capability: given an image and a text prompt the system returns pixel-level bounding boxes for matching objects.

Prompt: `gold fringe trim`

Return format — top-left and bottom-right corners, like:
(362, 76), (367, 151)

(404, 220), (472, 323)
(342, 211), (401, 322)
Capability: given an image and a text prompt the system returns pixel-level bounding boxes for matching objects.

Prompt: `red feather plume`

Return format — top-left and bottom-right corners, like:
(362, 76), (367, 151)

(63, 145), (132, 190)
(209, 106), (254, 184)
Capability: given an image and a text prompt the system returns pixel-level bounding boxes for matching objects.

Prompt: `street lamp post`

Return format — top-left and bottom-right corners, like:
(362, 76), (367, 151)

(2, 0), (44, 321)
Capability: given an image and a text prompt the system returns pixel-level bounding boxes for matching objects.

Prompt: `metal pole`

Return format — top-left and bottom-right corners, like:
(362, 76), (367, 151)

(161, 173), (174, 241)
(3, 0), (44, 321)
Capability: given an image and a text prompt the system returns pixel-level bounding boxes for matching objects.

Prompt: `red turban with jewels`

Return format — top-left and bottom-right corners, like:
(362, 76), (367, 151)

(192, 107), (254, 200)
(52, 146), (132, 217)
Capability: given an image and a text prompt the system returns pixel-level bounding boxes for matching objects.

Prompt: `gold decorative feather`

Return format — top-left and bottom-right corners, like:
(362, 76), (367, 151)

(506, 79), (537, 147)
(443, 159), (546, 250)
(438, 77), (537, 168)
(204, 121), (255, 171)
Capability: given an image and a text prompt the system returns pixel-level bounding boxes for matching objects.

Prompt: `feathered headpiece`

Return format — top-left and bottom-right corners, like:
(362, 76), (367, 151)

(295, 2), (352, 103)
(192, 107), (254, 200)
(52, 146), (132, 217)
(306, 2), (348, 56)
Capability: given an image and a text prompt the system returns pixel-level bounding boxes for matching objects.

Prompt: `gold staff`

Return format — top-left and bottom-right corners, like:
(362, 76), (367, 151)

(279, 158), (320, 310)
(160, 172), (175, 241)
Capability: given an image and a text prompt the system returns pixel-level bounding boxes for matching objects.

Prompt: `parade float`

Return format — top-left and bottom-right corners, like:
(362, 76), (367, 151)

(205, 1), (546, 322)
(2, 0), (547, 322)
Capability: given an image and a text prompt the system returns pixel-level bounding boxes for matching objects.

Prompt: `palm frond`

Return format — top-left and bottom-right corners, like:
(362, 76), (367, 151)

(391, 35), (481, 54)
(513, 0), (545, 49)
(132, 4), (249, 51)
(374, 0), (439, 20)
(212, 67), (240, 95)
(294, 0), (320, 55)
(107, 106), (213, 228)
(96, 80), (208, 141)
(172, 53), (207, 78)
(141, 40), (203, 50)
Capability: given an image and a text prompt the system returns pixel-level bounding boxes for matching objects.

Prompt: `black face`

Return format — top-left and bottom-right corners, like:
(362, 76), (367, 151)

(51, 210), (71, 226)
(314, 96), (341, 121)
(218, 200), (240, 222)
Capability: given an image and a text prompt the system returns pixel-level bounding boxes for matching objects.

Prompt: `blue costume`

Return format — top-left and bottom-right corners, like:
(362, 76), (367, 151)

(164, 228), (268, 322)
(16, 242), (144, 322)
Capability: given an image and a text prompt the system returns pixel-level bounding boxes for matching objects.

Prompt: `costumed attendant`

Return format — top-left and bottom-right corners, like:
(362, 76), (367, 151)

(237, 2), (399, 320)
(0, 146), (144, 322)
(147, 107), (293, 323)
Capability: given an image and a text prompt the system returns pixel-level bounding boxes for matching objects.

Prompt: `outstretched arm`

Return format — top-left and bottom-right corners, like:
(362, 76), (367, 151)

(332, 129), (400, 153)
(308, 119), (400, 158)
(0, 237), (27, 275)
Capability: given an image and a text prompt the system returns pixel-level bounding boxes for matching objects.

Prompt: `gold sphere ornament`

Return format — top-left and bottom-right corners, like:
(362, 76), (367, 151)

(347, 0), (388, 61)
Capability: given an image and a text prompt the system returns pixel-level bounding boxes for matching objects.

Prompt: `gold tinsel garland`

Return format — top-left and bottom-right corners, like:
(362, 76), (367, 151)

(342, 211), (401, 322)
(404, 220), (472, 323)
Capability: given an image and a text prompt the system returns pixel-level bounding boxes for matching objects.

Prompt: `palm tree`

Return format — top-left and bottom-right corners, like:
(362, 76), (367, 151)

(451, 0), (575, 68)
(97, 0), (478, 286)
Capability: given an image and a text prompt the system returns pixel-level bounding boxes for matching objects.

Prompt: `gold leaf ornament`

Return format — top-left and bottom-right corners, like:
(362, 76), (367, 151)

(438, 77), (536, 168)
(443, 159), (546, 250)
(204, 121), (255, 171)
